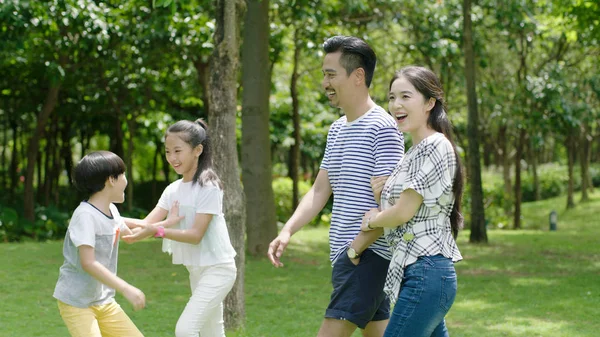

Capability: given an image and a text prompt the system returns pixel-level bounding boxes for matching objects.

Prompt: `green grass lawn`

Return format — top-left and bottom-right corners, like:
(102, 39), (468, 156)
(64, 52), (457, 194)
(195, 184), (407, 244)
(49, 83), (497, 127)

(1, 191), (599, 336)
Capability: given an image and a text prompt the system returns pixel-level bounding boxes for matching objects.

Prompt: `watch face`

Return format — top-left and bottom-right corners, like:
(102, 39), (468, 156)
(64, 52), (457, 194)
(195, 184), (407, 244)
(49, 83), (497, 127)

(347, 247), (358, 259)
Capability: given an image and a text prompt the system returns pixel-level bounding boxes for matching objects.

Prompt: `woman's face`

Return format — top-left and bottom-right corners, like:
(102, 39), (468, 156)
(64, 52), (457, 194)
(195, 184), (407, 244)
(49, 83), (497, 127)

(388, 76), (434, 134)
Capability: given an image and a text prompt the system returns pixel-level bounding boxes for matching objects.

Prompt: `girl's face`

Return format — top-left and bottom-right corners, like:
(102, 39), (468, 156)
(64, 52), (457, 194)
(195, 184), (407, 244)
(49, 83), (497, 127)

(388, 76), (434, 135)
(165, 133), (203, 182)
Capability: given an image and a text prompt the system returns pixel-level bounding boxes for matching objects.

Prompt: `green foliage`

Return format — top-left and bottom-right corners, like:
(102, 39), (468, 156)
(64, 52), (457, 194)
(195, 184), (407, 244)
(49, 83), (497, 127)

(0, 204), (70, 242)
(272, 177), (332, 226)
(464, 164), (600, 229)
(0, 206), (20, 242)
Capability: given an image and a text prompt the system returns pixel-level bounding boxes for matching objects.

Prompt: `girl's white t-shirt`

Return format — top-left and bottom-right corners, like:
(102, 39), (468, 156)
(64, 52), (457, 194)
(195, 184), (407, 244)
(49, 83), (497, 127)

(157, 179), (236, 267)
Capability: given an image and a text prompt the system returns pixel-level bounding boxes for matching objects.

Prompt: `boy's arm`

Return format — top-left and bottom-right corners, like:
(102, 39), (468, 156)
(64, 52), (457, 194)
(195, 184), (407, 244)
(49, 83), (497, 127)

(79, 245), (145, 311)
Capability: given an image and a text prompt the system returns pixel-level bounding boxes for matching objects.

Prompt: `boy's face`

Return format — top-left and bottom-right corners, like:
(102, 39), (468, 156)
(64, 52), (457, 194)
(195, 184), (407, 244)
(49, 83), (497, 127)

(109, 173), (128, 203)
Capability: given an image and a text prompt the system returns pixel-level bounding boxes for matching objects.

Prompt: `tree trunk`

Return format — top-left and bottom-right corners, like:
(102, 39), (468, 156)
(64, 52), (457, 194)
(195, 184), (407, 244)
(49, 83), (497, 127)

(499, 125), (512, 215)
(52, 132), (62, 206)
(152, 139), (160, 202)
(513, 129), (525, 229)
(580, 123), (592, 201)
(482, 134), (492, 167)
(463, 0), (487, 243)
(37, 147), (43, 200)
(24, 84), (61, 222)
(161, 147), (170, 182)
(61, 119), (74, 187)
(566, 132), (575, 209)
(9, 118), (18, 196)
(111, 116), (125, 160)
(194, 59), (211, 116)
(241, 0), (277, 257)
(529, 138), (540, 201)
(208, 0), (246, 329)
(43, 119), (57, 206)
(125, 118), (136, 212)
(290, 28), (301, 210)
(1, 114), (7, 190)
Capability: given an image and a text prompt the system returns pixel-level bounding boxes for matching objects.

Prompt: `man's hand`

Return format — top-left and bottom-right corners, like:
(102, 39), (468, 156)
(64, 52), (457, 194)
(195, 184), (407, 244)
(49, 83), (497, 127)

(267, 231), (291, 268)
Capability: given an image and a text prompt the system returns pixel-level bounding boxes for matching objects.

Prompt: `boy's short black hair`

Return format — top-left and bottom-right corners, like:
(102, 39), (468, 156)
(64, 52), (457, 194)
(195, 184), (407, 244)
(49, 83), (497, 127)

(72, 151), (126, 197)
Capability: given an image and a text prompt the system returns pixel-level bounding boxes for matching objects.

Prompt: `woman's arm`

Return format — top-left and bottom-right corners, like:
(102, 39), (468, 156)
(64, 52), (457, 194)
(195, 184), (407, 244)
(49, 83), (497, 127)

(79, 245), (145, 310)
(361, 189), (423, 230)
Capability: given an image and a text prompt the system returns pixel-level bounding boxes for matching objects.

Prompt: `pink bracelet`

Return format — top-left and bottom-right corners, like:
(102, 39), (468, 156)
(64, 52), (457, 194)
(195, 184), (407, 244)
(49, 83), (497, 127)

(154, 226), (165, 238)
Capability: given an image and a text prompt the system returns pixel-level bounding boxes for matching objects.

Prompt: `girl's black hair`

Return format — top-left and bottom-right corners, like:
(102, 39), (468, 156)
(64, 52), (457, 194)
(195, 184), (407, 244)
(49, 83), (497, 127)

(389, 66), (464, 238)
(72, 151), (126, 197)
(166, 119), (222, 188)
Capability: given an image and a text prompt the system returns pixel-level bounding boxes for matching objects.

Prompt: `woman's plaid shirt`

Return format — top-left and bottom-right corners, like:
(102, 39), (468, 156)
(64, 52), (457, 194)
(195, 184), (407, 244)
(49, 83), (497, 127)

(380, 132), (463, 304)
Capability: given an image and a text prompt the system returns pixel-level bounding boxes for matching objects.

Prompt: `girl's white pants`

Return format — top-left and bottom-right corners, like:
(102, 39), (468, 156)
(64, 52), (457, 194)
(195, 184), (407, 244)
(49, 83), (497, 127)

(175, 262), (237, 337)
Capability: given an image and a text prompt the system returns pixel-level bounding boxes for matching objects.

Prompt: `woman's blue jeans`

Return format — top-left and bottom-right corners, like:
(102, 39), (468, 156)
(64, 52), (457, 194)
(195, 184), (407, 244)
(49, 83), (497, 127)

(383, 254), (457, 337)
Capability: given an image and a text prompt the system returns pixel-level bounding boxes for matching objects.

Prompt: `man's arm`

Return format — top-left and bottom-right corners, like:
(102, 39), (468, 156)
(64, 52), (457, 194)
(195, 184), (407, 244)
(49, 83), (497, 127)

(267, 169), (332, 267)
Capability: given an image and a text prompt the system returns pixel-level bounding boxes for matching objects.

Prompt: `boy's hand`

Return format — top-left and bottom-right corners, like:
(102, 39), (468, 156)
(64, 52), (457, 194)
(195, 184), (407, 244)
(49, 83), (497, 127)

(121, 284), (146, 311)
(122, 226), (156, 243)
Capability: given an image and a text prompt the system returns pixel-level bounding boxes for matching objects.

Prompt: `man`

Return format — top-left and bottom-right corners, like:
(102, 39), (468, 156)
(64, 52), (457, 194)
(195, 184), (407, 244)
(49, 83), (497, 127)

(268, 36), (404, 337)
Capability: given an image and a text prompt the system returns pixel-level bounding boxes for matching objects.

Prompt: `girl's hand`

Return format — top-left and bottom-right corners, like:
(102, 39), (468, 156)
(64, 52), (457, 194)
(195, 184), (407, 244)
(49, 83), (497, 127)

(371, 176), (388, 204)
(361, 208), (380, 231)
(164, 201), (184, 228)
(122, 226), (156, 244)
(121, 284), (146, 311)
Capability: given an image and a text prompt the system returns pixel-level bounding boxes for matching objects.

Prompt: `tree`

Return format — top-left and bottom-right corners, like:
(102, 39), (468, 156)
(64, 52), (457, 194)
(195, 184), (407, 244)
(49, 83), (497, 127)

(207, 0), (246, 329)
(241, 0), (278, 257)
(463, 0), (487, 243)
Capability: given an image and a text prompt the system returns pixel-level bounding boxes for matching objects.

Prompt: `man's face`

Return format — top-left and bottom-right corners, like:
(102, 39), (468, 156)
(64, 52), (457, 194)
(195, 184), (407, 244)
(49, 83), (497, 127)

(321, 51), (354, 109)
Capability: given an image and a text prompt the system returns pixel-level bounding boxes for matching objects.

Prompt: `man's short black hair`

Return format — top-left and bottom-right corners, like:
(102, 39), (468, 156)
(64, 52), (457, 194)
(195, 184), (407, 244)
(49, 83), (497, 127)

(72, 151), (126, 197)
(323, 35), (377, 88)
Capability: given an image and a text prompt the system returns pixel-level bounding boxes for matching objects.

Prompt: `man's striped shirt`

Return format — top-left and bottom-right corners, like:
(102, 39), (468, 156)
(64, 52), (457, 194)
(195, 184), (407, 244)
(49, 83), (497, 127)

(320, 105), (404, 262)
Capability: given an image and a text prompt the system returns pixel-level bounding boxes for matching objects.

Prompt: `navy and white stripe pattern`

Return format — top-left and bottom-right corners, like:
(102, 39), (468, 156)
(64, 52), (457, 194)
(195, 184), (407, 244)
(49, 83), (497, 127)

(381, 132), (463, 304)
(321, 106), (404, 263)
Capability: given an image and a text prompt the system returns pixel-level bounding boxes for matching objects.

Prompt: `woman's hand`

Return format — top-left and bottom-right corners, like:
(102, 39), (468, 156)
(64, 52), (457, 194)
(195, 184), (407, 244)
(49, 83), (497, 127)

(361, 208), (380, 231)
(371, 176), (388, 204)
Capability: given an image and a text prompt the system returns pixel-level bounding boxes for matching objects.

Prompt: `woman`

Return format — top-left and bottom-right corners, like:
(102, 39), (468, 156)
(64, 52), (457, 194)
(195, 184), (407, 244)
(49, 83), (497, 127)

(361, 66), (463, 337)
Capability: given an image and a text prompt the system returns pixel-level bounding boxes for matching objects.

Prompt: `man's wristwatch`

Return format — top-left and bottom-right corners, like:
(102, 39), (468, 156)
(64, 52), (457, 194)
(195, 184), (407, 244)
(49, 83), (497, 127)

(347, 246), (360, 259)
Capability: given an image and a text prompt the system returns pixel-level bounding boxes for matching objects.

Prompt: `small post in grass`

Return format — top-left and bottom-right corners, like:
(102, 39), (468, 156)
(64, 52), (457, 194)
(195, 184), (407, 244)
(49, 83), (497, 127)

(549, 210), (558, 231)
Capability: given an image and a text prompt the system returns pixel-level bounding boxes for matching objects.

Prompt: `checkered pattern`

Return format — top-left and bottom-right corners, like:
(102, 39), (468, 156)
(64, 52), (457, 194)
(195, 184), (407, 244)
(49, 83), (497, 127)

(380, 132), (463, 304)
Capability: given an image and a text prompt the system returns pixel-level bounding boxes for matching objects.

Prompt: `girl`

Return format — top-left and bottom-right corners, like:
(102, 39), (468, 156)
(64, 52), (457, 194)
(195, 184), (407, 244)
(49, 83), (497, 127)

(122, 119), (237, 337)
(53, 151), (179, 337)
(361, 66), (464, 337)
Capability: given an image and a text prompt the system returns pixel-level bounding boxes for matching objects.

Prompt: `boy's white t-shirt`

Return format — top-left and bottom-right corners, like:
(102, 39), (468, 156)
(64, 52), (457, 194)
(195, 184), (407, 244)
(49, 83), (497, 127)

(157, 179), (236, 266)
(53, 202), (128, 308)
